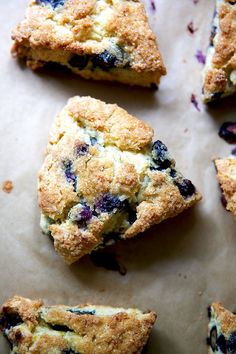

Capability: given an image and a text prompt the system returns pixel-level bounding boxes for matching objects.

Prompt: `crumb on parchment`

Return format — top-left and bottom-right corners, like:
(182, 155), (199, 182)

(2, 180), (13, 193)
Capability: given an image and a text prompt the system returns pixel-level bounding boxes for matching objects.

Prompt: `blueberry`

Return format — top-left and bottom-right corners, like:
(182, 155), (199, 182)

(0, 314), (23, 331)
(226, 332), (236, 352)
(75, 143), (89, 156)
(67, 308), (95, 315)
(90, 137), (97, 146)
(95, 194), (126, 213)
(75, 205), (92, 224)
(36, 0), (65, 9)
(62, 160), (77, 191)
(92, 50), (117, 70)
(170, 169), (177, 178)
(151, 140), (172, 170)
(232, 147), (236, 156)
(219, 122), (236, 144)
(62, 350), (80, 354)
(211, 92), (223, 100)
(51, 324), (72, 332)
(208, 326), (217, 352)
(175, 179), (196, 198)
(68, 55), (89, 69)
(217, 334), (227, 353)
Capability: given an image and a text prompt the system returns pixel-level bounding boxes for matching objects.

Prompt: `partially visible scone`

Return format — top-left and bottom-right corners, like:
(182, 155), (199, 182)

(38, 96), (201, 264)
(207, 302), (236, 353)
(11, 0), (166, 87)
(214, 156), (236, 219)
(203, 0), (236, 102)
(0, 295), (156, 354)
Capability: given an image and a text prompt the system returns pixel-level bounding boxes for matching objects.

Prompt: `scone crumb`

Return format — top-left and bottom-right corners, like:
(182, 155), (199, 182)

(2, 180), (13, 193)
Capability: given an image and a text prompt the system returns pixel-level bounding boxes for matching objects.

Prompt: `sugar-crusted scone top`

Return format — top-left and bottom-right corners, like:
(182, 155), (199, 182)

(215, 156), (236, 219)
(0, 296), (156, 354)
(12, 0), (166, 85)
(38, 96), (201, 264)
(203, 0), (236, 102)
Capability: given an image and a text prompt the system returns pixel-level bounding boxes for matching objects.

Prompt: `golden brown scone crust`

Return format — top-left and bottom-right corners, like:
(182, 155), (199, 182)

(203, 0), (236, 102)
(38, 96), (201, 264)
(11, 0), (166, 86)
(215, 157), (236, 219)
(208, 302), (236, 354)
(0, 295), (156, 354)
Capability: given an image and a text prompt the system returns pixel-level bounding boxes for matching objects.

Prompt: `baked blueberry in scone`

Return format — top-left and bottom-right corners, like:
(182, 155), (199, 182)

(207, 303), (236, 354)
(214, 156), (236, 219)
(11, 0), (166, 88)
(203, 0), (236, 102)
(38, 96), (201, 264)
(0, 296), (156, 354)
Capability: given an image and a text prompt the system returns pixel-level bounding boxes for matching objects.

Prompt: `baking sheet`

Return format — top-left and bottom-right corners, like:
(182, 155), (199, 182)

(0, 0), (236, 353)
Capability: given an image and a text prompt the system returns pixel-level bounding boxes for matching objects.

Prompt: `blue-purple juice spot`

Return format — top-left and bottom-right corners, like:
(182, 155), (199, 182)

(195, 50), (206, 65)
(36, 0), (65, 9)
(90, 137), (97, 146)
(191, 94), (201, 112)
(75, 143), (89, 156)
(219, 122), (236, 144)
(95, 194), (126, 213)
(175, 179), (196, 198)
(62, 160), (77, 191)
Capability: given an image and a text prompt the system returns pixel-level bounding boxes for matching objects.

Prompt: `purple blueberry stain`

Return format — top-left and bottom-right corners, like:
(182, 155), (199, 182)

(36, 0), (65, 9)
(195, 50), (206, 64)
(95, 194), (126, 213)
(150, 0), (156, 11)
(187, 21), (198, 34)
(62, 160), (77, 191)
(75, 143), (89, 157)
(191, 94), (201, 112)
(175, 179), (196, 199)
(219, 122), (236, 144)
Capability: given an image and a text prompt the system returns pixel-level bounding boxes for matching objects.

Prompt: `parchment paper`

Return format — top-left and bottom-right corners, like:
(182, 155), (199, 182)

(0, 1), (236, 353)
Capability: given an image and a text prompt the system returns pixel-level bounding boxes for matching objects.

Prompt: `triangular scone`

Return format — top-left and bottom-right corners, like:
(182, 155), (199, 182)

(203, 0), (236, 102)
(0, 296), (156, 354)
(207, 302), (236, 353)
(11, 0), (166, 88)
(38, 96), (201, 264)
(214, 156), (236, 219)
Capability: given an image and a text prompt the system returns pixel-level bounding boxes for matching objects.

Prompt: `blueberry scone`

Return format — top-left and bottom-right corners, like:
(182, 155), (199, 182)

(207, 302), (236, 353)
(214, 156), (236, 219)
(203, 0), (236, 102)
(0, 296), (156, 354)
(38, 96), (201, 264)
(11, 0), (166, 88)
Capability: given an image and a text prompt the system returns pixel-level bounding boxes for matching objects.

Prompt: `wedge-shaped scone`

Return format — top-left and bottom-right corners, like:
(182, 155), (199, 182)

(0, 296), (156, 354)
(207, 302), (236, 353)
(203, 0), (236, 102)
(214, 156), (236, 219)
(11, 0), (166, 88)
(38, 96), (201, 264)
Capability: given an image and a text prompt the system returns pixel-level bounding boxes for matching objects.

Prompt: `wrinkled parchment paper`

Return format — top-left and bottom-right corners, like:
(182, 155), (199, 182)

(0, 1), (236, 353)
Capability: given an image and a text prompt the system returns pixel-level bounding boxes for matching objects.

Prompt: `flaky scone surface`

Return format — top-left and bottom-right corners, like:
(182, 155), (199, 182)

(11, 0), (166, 87)
(38, 96), (201, 264)
(215, 156), (236, 219)
(0, 295), (156, 354)
(203, 0), (236, 102)
(207, 302), (236, 353)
